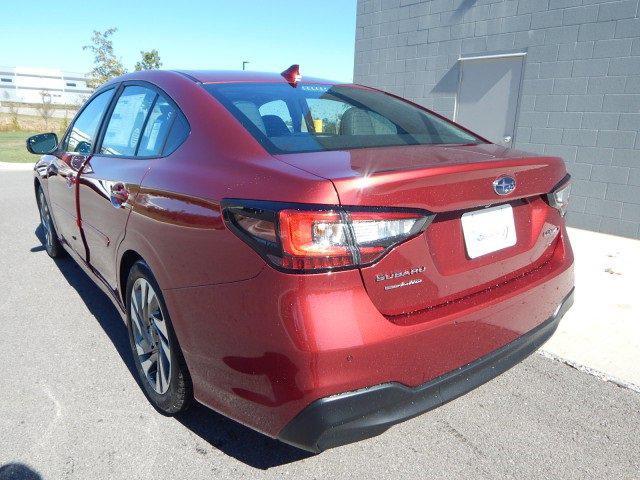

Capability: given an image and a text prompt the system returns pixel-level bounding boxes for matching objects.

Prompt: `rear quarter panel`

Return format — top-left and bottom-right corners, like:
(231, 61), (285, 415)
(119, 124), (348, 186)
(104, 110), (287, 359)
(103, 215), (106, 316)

(117, 72), (341, 292)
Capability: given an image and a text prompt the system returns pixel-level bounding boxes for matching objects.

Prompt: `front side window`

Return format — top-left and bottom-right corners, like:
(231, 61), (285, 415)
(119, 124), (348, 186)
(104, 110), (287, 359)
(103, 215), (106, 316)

(205, 83), (481, 154)
(64, 88), (114, 154)
(101, 86), (156, 156)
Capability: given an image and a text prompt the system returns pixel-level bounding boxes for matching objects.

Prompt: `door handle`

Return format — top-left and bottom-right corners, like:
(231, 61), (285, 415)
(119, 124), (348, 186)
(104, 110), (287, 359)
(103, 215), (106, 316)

(70, 155), (86, 170)
(66, 173), (77, 188)
(503, 136), (512, 144)
(110, 182), (130, 209)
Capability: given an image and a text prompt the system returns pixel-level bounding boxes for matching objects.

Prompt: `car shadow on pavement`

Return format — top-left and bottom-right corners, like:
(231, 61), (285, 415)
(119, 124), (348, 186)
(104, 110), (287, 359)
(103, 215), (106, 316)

(34, 226), (313, 470)
(34, 226), (137, 380)
(176, 404), (313, 469)
(0, 463), (42, 480)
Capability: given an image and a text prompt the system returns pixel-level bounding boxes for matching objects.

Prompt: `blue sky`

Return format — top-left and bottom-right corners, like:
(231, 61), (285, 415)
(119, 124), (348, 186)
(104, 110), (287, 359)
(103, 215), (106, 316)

(1, 0), (357, 81)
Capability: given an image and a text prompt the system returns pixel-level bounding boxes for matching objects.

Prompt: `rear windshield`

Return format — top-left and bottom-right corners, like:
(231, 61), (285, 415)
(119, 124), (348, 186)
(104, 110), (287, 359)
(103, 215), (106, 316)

(204, 83), (482, 154)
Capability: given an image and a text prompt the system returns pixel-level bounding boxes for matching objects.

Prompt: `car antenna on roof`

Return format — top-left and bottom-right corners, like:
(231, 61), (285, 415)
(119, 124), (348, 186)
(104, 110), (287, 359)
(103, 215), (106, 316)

(281, 64), (302, 87)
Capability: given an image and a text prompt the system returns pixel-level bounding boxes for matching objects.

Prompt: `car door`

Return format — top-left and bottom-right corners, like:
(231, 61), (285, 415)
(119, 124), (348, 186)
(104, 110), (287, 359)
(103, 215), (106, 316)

(47, 88), (115, 256)
(77, 83), (179, 292)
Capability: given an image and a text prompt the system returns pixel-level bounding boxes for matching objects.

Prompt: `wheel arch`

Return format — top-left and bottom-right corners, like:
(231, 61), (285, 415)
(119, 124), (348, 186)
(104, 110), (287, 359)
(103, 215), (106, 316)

(34, 174), (51, 210)
(118, 249), (144, 306)
(117, 247), (194, 388)
(116, 222), (194, 373)
(34, 176), (46, 204)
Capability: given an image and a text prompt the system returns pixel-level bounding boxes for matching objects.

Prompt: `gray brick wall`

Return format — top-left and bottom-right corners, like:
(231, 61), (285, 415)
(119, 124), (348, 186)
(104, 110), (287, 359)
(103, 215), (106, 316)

(354, 0), (640, 239)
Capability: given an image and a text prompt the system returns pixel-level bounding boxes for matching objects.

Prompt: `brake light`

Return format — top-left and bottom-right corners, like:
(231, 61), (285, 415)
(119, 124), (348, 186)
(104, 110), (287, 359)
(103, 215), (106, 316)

(544, 174), (571, 217)
(222, 200), (433, 273)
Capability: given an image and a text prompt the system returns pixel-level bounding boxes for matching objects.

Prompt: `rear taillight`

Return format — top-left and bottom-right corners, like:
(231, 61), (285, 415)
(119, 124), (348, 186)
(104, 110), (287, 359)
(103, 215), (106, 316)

(545, 174), (571, 217)
(278, 210), (353, 270)
(222, 200), (433, 273)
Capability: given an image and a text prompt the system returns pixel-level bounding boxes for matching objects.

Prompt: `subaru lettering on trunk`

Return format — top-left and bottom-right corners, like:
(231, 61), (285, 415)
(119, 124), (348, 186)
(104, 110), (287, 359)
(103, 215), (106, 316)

(375, 266), (426, 282)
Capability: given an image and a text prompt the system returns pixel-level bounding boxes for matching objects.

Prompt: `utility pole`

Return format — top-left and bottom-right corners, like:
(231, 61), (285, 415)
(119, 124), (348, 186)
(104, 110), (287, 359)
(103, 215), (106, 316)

(242, 61), (250, 71)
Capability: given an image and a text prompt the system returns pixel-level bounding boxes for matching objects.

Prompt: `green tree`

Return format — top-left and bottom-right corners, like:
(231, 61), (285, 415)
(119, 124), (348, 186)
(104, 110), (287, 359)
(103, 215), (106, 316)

(83, 28), (127, 88)
(2, 92), (20, 131)
(59, 111), (70, 137)
(135, 49), (162, 71)
(37, 91), (54, 129)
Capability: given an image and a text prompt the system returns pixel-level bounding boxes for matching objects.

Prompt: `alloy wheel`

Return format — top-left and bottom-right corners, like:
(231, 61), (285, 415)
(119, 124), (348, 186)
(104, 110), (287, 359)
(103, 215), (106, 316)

(130, 278), (172, 394)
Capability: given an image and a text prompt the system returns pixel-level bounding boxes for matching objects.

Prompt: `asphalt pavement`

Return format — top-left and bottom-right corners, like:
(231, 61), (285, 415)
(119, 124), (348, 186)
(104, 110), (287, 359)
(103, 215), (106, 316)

(1, 170), (638, 479)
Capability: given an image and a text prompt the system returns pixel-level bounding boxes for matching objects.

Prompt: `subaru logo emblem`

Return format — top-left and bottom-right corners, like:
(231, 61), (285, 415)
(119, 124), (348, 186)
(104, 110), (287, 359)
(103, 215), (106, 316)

(493, 176), (516, 196)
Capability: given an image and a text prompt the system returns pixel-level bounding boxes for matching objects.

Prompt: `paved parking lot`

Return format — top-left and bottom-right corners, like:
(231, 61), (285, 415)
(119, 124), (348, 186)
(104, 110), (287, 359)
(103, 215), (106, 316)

(1, 170), (639, 479)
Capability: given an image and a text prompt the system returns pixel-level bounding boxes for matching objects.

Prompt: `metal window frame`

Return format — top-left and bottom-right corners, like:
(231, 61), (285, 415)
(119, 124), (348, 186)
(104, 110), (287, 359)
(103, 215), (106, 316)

(93, 80), (191, 160)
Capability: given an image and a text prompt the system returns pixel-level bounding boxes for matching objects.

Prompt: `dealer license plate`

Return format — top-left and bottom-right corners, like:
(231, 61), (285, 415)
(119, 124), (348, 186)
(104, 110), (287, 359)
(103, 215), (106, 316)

(461, 204), (517, 259)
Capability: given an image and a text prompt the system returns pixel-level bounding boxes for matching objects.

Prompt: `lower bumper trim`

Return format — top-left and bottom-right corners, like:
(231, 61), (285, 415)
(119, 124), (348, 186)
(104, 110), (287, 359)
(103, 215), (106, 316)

(278, 288), (574, 453)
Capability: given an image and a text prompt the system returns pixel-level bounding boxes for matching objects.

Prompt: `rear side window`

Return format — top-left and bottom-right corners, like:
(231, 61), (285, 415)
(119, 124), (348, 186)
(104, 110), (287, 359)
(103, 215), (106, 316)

(162, 113), (189, 155)
(205, 83), (481, 154)
(64, 88), (114, 154)
(101, 86), (156, 156)
(137, 97), (177, 157)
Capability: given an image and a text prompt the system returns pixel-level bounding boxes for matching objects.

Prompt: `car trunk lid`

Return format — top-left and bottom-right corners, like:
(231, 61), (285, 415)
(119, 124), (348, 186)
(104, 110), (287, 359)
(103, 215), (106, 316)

(275, 143), (567, 318)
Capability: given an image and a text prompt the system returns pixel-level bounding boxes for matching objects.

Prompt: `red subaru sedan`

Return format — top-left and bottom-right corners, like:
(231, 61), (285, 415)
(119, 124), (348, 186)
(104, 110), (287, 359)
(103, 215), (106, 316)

(28, 66), (574, 452)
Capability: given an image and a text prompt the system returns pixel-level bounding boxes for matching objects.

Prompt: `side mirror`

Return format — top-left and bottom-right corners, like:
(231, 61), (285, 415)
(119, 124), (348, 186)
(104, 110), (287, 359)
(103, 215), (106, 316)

(26, 133), (58, 155)
(75, 141), (92, 155)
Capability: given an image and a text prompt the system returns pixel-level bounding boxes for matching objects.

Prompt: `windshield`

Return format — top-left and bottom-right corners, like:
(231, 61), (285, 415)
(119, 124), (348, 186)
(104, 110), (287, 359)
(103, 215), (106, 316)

(204, 83), (483, 154)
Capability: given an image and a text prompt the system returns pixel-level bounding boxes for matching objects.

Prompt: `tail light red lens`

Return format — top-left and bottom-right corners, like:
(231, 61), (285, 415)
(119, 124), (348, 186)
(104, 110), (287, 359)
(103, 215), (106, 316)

(222, 200), (433, 273)
(279, 210), (353, 270)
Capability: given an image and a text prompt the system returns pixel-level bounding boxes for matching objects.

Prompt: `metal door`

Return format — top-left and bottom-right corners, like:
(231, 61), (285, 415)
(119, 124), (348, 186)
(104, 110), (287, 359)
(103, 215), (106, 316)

(454, 53), (525, 147)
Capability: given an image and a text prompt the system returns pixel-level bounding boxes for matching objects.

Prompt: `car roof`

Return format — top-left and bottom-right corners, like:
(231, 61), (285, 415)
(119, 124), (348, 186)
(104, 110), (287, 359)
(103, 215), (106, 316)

(173, 69), (337, 85)
(102, 69), (346, 90)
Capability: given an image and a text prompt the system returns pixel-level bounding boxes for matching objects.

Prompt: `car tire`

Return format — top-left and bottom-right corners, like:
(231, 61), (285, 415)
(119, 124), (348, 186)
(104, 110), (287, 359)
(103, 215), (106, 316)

(36, 185), (64, 258)
(125, 260), (193, 415)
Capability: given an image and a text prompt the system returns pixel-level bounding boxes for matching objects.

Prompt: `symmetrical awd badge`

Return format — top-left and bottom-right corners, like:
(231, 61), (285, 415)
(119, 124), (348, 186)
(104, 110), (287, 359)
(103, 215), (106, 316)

(493, 175), (516, 196)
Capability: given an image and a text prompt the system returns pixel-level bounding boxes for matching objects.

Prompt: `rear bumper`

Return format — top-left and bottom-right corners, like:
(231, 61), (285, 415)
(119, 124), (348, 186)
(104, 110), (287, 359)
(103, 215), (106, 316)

(165, 226), (573, 440)
(278, 288), (574, 452)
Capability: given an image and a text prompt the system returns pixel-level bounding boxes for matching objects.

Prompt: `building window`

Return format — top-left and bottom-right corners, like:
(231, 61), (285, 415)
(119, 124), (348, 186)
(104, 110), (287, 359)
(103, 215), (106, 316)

(1, 78), (12, 83)
(66, 82), (76, 87)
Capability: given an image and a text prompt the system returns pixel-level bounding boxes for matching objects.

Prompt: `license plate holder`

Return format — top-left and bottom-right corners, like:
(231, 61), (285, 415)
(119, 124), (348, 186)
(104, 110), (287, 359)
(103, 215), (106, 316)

(461, 204), (517, 259)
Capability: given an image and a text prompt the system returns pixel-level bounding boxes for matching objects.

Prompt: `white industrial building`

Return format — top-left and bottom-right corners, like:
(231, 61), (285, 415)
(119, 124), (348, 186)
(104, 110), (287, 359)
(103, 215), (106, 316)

(0, 66), (92, 106)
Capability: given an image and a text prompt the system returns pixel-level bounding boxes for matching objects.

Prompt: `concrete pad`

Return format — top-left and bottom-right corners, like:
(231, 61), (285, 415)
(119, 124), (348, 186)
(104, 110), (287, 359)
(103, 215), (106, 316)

(540, 227), (640, 391)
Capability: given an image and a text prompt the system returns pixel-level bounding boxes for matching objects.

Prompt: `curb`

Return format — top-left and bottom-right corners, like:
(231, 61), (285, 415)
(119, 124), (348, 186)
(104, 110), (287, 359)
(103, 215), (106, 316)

(538, 350), (640, 393)
(0, 162), (35, 171)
